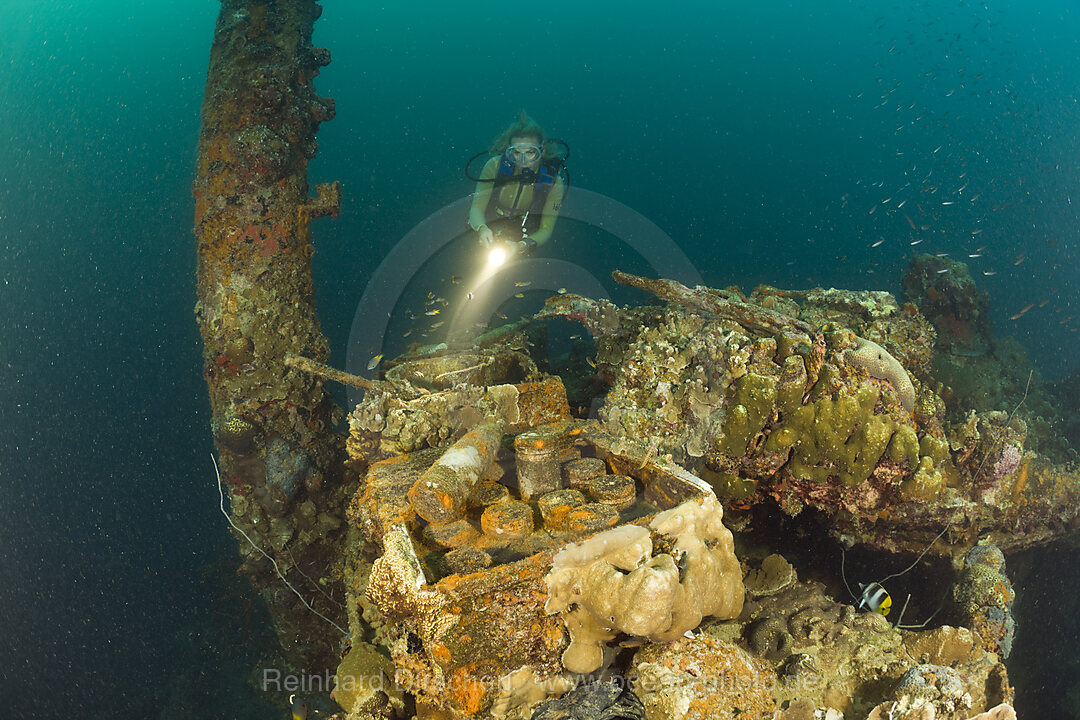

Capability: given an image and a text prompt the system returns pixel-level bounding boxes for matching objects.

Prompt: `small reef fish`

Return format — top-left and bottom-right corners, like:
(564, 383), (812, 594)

(450, 275), (461, 284)
(367, 354), (383, 370)
(910, 239), (924, 245)
(1010, 304), (1035, 320)
(967, 253), (982, 258)
(431, 321), (444, 329)
(586, 357), (597, 368)
(514, 293), (525, 299)
(905, 215), (917, 230)
(871, 238), (885, 248)
(425, 309), (441, 316)
(983, 271), (998, 276)
(1013, 254), (1026, 266)
(857, 582), (892, 616)
(845, 523), (949, 623)
(514, 281), (532, 287)
(557, 287), (568, 294)
(290, 694), (308, 720)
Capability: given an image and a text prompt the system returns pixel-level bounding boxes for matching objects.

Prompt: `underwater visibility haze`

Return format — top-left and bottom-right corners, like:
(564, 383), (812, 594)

(2, 0), (1080, 718)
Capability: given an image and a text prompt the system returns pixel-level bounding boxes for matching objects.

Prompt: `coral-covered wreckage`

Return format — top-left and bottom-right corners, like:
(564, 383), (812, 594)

(193, 3), (1076, 719)
(326, 265), (1064, 720)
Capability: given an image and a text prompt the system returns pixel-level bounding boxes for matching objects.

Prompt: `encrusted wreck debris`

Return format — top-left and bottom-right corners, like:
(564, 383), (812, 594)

(185, 1), (1080, 716)
(545, 271), (1080, 557)
(193, 0), (346, 669)
(311, 264), (1080, 718)
(192, 7), (1071, 712)
(185, 8), (1071, 712)
(346, 372), (744, 716)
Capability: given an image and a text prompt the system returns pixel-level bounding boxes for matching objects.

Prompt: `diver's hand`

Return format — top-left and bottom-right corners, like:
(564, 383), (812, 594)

(477, 225), (494, 248)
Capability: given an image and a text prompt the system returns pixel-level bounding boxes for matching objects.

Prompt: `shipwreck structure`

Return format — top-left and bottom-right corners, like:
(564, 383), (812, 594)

(329, 268), (1053, 718)
(193, 3), (1073, 718)
(194, 0), (346, 669)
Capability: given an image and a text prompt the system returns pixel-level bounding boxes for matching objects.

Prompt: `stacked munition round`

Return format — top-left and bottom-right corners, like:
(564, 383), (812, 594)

(480, 501), (534, 539)
(514, 427), (566, 500)
(588, 474), (637, 510)
(421, 519), (478, 549)
(566, 503), (619, 533)
(563, 457), (607, 491)
(538, 489), (586, 530)
(469, 480), (510, 508)
(408, 421), (502, 524)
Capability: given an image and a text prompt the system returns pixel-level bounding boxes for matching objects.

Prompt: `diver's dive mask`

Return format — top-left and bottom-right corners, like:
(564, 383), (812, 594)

(505, 143), (542, 166)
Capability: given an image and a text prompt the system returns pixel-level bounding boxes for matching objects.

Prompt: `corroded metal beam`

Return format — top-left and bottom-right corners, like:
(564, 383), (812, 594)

(193, 0), (346, 669)
(612, 270), (815, 336)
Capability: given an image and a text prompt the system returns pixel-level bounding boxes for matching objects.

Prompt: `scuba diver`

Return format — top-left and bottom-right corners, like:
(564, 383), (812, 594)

(465, 111), (569, 256)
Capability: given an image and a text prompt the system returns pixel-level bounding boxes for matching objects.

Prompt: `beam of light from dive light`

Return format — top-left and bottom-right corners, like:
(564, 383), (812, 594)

(448, 258), (610, 341)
